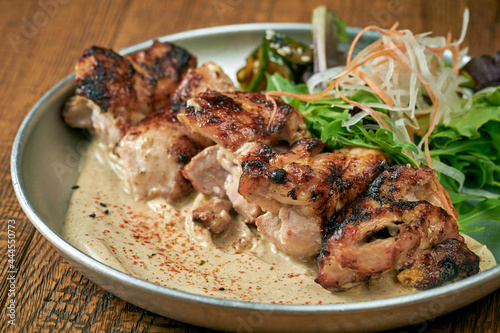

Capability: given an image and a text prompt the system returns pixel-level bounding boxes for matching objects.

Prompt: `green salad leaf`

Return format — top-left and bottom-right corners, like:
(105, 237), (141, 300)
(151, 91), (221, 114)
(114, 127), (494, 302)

(427, 87), (500, 192)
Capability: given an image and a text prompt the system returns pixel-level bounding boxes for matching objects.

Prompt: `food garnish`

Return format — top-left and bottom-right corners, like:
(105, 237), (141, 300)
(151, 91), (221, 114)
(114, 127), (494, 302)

(245, 7), (500, 234)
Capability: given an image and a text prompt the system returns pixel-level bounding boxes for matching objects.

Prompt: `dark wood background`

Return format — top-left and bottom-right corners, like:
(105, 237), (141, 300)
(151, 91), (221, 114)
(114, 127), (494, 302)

(1, 0), (499, 332)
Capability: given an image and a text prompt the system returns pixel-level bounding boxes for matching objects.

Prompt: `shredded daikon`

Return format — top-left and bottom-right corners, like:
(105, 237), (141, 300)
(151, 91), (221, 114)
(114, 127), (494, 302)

(269, 9), (471, 172)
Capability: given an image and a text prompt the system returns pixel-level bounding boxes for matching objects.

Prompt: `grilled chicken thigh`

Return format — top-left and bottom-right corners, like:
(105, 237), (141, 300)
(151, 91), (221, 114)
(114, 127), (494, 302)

(117, 62), (237, 201)
(316, 165), (479, 291)
(63, 41), (197, 146)
(117, 110), (212, 201)
(180, 91), (310, 230)
(171, 61), (236, 111)
(238, 138), (388, 257)
(178, 91), (309, 151)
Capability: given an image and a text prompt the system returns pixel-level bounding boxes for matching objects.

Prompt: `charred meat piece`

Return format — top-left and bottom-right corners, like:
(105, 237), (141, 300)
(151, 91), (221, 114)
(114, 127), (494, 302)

(316, 199), (464, 290)
(238, 138), (388, 257)
(366, 164), (457, 218)
(178, 91), (309, 151)
(397, 238), (480, 290)
(117, 110), (212, 201)
(116, 61), (240, 201)
(316, 165), (478, 291)
(192, 198), (232, 234)
(63, 41), (196, 146)
(180, 91), (309, 223)
(126, 41), (197, 109)
(240, 138), (388, 217)
(171, 61), (236, 111)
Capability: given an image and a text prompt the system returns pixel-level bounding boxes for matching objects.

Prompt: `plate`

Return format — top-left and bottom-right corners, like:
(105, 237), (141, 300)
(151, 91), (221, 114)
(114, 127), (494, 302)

(11, 23), (500, 332)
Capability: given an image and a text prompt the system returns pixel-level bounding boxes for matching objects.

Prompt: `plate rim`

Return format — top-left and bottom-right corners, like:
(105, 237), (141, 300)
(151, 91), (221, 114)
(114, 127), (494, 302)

(10, 22), (500, 316)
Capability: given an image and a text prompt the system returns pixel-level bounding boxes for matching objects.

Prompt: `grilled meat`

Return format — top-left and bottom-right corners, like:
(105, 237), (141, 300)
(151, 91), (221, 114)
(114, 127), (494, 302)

(317, 165), (478, 291)
(117, 61), (240, 201)
(63, 41), (196, 146)
(183, 144), (262, 222)
(192, 198), (233, 234)
(397, 238), (480, 290)
(178, 91), (309, 151)
(117, 110), (212, 201)
(366, 164), (457, 217)
(171, 61), (236, 111)
(238, 138), (388, 257)
(180, 91), (310, 224)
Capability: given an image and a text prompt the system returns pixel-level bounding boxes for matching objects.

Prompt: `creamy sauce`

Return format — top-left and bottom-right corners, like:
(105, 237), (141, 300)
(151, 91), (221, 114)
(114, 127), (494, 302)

(62, 140), (497, 304)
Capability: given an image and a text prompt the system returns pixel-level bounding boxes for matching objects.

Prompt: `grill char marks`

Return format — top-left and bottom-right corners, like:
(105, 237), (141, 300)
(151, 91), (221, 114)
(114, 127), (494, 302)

(317, 165), (479, 291)
(76, 46), (135, 111)
(171, 62), (236, 112)
(397, 238), (480, 290)
(237, 138), (388, 258)
(178, 91), (308, 151)
(63, 41), (197, 147)
(239, 138), (388, 220)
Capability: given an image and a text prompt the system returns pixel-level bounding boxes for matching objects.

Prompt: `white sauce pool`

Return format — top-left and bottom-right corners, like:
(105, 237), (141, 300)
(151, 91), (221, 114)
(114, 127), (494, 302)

(62, 141), (497, 304)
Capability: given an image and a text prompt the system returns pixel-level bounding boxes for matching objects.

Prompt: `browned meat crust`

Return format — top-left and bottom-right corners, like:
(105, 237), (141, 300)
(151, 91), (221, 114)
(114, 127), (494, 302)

(237, 138), (388, 257)
(316, 165), (479, 291)
(192, 198), (232, 234)
(171, 62), (236, 111)
(239, 138), (389, 220)
(63, 41), (197, 146)
(178, 91), (308, 151)
(397, 238), (480, 290)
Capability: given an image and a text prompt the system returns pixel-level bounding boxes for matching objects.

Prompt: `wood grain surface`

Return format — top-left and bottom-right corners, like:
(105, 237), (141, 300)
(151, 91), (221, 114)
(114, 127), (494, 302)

(1, 0), (499, 332)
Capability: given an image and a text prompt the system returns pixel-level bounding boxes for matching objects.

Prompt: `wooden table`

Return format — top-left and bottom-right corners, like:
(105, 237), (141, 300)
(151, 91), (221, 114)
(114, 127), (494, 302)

(1, 0), (499, 332)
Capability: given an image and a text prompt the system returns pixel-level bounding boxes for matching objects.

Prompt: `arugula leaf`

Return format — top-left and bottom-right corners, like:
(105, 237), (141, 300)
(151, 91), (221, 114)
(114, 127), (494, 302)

(267, 73), (420, 165)
(266, 73), (308, 103)
(444, 91), (500, 137)
(427, 88), (500, 192)
(458, 198), (500, 228)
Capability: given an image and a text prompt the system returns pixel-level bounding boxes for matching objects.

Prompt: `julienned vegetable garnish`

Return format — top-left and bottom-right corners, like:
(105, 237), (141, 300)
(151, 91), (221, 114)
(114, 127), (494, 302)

(238, 7), (500, 232)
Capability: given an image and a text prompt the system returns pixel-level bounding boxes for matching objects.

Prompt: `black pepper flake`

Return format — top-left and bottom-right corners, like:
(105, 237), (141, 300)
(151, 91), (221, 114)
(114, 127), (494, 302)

(270, 168), (287, 184)
(219, 287), (225, 291)
(72, 185), (80, 190)
(99, 203), (107, 207)
(89, 214), (96, 218)
(104, 210), (109, 215)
